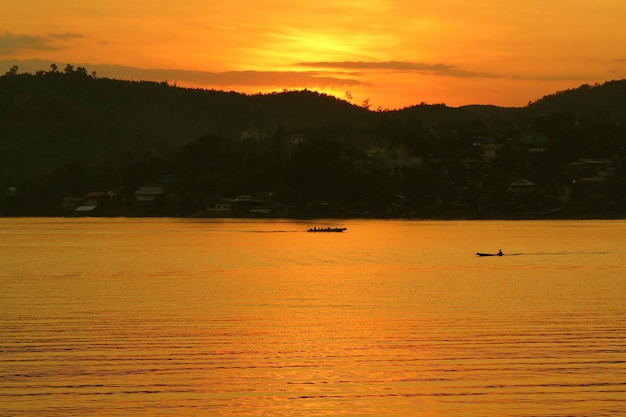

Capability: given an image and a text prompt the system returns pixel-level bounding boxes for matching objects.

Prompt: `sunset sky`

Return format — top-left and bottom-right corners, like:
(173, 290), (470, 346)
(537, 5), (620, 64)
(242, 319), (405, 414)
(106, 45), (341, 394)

(2, 1), (626, 109)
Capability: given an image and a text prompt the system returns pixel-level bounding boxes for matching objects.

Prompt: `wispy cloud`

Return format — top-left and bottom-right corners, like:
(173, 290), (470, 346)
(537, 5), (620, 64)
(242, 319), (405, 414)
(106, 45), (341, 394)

(296, 60), (602, 82)
(0, 59), (362, 88)
(0, 33), (56, 55)
(48, 33), (84, 41)
(101, 66), (363, 88)
(297, 61), (490, 78)
(0, 32), (84, 55)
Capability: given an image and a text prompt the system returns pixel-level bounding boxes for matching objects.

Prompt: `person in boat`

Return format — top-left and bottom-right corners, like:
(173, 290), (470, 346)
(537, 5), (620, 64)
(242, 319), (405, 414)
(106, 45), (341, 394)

(497, 249), (503, 256)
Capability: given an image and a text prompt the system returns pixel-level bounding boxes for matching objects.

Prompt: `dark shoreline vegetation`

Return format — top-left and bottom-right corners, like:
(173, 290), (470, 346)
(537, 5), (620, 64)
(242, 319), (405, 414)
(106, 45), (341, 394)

(2, 64), (626, 219)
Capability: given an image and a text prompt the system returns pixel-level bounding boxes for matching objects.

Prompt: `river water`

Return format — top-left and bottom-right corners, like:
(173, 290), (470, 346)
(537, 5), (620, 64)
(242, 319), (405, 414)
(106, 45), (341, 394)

(1, 218), (625, 416)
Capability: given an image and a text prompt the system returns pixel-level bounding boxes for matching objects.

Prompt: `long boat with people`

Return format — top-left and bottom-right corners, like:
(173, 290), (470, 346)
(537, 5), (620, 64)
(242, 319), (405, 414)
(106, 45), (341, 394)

(307, 227), (347, 233)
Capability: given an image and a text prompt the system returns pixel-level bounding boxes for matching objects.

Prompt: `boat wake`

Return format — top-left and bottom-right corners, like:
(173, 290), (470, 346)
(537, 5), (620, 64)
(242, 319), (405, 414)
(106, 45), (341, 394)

(477, 251), (611, 257)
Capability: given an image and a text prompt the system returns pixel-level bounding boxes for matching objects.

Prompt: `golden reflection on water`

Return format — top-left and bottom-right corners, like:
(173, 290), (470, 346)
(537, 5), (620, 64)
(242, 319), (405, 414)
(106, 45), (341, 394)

(1, 218), (625, 416)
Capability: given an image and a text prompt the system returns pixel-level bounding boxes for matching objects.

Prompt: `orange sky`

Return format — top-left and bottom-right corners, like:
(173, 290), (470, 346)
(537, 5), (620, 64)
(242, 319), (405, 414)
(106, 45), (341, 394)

(2, 1), (626, 109)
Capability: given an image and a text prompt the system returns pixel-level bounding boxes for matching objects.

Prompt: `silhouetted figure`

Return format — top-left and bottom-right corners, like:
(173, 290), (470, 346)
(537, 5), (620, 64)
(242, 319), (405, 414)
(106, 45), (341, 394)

(497, 249), (503, 256)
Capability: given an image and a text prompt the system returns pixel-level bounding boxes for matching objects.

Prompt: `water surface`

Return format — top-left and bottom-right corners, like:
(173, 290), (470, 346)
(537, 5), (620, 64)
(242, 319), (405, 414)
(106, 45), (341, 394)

(1, 218), (625, 416)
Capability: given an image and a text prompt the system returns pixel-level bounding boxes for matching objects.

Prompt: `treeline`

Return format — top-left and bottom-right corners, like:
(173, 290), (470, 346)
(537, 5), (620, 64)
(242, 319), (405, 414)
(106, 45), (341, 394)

(1, 66), (626, 218)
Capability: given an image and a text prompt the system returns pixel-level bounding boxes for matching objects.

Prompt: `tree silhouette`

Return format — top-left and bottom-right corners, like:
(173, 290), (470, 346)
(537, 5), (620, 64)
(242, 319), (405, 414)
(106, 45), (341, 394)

(5, 65), (18, 76)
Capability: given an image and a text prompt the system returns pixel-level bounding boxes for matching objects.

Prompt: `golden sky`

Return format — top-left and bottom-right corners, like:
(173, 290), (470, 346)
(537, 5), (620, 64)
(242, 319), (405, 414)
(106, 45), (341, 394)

(2, 0), (626, 109)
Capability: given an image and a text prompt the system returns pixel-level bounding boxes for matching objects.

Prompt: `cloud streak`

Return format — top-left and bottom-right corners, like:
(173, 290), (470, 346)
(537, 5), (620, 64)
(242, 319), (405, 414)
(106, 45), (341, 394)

(49, 33), (84, 41)
(190, 72), (355, 88)
(296, 60), (600, 82)
(0, 33), (56, 55)
(95, 65), (363, 88)
(0, 32), (83, 55)
(297, 60), (490, 78)
(0, 59), (363, 88)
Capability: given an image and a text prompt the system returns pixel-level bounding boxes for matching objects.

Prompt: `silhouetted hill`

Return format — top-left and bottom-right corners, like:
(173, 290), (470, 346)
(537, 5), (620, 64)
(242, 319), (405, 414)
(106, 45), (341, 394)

(0, 70), (371, 185)
(0, 71), (369, 144)
(3, 71), (624, 158)
(2, 68), (626, 218)
(528, 80), (626, 118)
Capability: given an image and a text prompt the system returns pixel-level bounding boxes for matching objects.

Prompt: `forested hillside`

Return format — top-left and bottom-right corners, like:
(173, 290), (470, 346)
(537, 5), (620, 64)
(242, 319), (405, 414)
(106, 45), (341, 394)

(2, 65), (626, 218)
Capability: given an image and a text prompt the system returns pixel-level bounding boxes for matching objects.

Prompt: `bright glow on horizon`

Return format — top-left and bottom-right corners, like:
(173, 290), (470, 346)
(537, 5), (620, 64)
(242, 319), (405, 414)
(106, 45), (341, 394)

(2, 1), (626, 109)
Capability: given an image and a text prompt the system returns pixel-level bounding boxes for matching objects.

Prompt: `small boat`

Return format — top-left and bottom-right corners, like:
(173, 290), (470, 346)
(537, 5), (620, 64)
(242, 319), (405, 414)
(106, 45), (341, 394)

(307, 227), (347, 233)
(476, 250), (503, 257)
